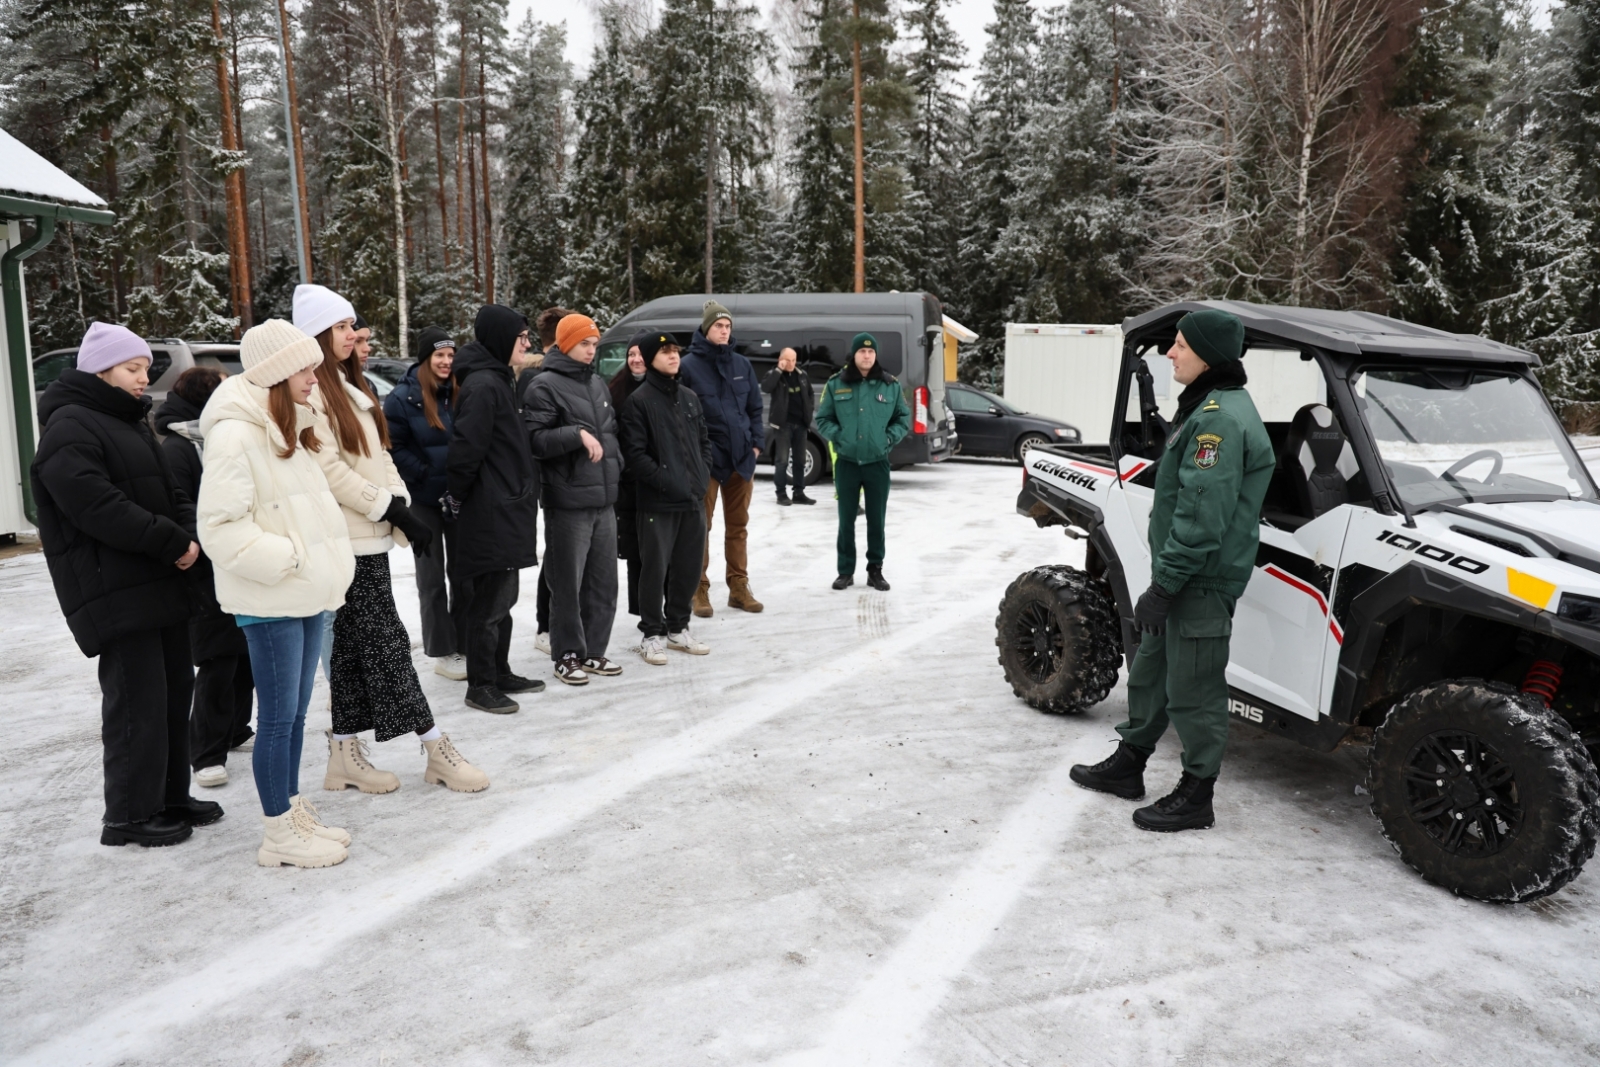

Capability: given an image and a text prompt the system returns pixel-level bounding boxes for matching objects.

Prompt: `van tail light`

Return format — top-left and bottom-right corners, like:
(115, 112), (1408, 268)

(913, 386), (929, 435)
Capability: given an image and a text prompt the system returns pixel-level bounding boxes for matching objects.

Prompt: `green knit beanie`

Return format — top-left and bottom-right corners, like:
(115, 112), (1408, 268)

(1176, 309), (1245, 366)
(850, 332), (878, 354)
(701, 299), (733, 334)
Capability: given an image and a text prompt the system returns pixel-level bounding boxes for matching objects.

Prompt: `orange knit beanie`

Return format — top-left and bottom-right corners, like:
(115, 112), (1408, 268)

(555, 314), (600, 354)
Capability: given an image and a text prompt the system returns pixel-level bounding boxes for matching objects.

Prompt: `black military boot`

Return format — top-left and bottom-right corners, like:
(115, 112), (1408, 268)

(866, 566), (890, 591)
(1132, 771), (1217, 832)
(1069, 741), (1149, 799)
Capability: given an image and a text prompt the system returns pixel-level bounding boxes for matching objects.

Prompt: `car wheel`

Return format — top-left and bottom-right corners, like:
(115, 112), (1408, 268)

(803, 439), (827, 485)
(1015, 432), (1051, 463)
(995, 565), (1122, 714)
(1368, 679), (1600, 903)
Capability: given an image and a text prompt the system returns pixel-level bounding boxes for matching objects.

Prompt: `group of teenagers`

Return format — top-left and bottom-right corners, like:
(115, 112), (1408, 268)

(31, 288), (914, 871)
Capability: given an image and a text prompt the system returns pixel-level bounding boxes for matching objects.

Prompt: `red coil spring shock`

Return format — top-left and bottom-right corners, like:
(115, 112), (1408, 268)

(1522, 660), (1563, 707)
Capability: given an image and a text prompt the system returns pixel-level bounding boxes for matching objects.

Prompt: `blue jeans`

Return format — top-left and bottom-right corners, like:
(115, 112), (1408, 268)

(243, 614), (326, 817)
(318, 610), (335, 681)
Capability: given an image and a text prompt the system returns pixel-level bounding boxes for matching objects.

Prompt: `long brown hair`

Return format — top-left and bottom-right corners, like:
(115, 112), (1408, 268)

(267, 380), (322, 459)
(314, 327), (391, 456)
(418, 357), (455, 433)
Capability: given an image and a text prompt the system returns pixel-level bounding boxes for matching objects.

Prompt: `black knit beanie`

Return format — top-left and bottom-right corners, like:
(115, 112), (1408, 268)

(414, 325), (456, 362)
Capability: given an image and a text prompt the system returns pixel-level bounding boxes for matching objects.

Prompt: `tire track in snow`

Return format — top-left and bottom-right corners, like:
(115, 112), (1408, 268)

(11, 585), (1008, 1067)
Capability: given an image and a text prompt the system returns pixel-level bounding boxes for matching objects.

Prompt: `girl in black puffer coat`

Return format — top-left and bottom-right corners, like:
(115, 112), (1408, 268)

(156, 367), (255, 787)
(385, 326), (467, 673)
(32, 323), (210, 848)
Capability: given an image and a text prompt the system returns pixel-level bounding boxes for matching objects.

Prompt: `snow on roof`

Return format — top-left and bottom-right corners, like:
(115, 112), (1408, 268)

(0, 129), (107, 209)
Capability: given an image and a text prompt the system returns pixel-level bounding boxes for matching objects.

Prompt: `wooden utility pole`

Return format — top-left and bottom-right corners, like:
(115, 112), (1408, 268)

(274, 0), (313, 282)
(212, 0), (252, 333)
(851, 0), (866, 293)
(703, 3), (716, 294)
(478, 34), (494, 303)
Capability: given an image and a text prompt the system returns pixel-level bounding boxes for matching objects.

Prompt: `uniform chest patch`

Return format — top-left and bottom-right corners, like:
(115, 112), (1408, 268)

(1194, 433), (1222, 469)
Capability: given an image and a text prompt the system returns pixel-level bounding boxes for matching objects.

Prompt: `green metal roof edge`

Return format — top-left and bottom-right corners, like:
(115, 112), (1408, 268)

(0, 193), (115, 227)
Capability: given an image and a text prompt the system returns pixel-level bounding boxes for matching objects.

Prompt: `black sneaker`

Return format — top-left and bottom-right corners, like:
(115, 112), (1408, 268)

(555, 653), (590, 686)
(497, 673), (546, 694)
(866, 566), (891, 591)
(582, 656), (623, 676)
(1069, 741), (1149, 799)
(776, 493), (792, 507)
(792, 493), (817, 505)
(832, 574), (854, 590)
(101, 814), (193, 847)
(1133, 771), (1217, 832)
(164, 797), (225, 826)
(465, 685), (520, 713)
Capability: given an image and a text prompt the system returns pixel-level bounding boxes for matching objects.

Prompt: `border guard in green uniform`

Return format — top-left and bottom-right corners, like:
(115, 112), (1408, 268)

(1070, 309), (1274, 831)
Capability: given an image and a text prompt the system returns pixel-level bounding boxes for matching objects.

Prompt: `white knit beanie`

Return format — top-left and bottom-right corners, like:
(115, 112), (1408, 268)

(240, 319), (324, 388)
(292, 283), (356, 340)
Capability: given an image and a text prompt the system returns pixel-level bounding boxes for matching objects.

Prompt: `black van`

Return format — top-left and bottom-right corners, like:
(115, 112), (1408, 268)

(597, 292), (958, 484)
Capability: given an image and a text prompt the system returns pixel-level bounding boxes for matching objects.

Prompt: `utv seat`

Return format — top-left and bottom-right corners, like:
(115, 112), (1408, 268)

(1281, 403), (1359, 519)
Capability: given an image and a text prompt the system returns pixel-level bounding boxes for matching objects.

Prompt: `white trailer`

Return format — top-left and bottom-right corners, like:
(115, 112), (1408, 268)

(1004, 321), (1326, 444)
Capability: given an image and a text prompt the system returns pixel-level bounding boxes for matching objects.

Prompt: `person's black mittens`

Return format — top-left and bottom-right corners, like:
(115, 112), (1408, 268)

(382, 497), (433, 557)
(1133, 584), (1176, 636)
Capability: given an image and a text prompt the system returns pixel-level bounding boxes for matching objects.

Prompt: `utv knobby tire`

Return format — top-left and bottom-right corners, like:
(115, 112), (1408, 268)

(1369, 679), (1600, 903)
(995, 565), (1122, 714)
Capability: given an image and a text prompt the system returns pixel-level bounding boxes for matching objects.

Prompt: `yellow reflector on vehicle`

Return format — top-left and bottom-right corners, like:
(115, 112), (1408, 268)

(1507, 568), (1557, 610)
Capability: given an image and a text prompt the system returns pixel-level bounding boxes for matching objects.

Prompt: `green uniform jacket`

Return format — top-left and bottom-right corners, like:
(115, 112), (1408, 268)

(815, 369), (912, 465)
(1148, 384), (1274, 598)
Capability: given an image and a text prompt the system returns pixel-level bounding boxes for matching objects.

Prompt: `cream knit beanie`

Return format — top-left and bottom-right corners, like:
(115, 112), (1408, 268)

(292, 283), (357, 340)
(241, 319), (324, 388)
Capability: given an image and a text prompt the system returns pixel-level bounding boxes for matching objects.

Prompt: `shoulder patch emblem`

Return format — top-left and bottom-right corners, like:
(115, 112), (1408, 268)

(1194, 433), (1222, 469)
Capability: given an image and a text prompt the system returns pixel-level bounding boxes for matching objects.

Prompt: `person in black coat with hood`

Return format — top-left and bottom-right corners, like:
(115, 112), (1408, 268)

(609, 334), (649, 616)
(386, 325), (469, 678)
(155, 367), (254, 789)
(32, 322), (214, 847)
(443, 304), (544, 713)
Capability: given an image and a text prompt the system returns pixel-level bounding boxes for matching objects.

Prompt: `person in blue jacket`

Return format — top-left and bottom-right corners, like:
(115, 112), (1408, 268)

(678, 300), (765, 616)
(386, 325), (468, 681)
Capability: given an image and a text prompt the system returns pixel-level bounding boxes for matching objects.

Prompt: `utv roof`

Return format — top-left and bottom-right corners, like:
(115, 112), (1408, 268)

(604, 292), (932, 337)
(1123, 300), (1538, 365)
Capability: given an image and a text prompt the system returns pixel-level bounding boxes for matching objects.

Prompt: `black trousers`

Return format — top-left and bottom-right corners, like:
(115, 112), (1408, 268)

(638, 509), (707, 638)
(190, 653), (254, 771)
(536, 565), (550, 633)
(465, 567), (519, 686)
(544, 506), (618, 661)
(412, 499), (467, 657)
(773, 423), (808, 496)
(330, 554), (435, 741)
(617, 504), (641, 616)
(98, 623), (194, 824)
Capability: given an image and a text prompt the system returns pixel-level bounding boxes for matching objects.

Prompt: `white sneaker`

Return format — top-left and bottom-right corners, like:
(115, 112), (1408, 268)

(534, 631), (551, 655)
(433, 653), (468, 680)
(668, 630), (710, 656)
(640, 636), (668, 665)
(195, 765), (228, 788)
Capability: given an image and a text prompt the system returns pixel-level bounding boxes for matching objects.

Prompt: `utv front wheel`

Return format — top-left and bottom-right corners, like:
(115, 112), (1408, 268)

(1369, 680), (1600, 903)
(995, 566), (1122, 714)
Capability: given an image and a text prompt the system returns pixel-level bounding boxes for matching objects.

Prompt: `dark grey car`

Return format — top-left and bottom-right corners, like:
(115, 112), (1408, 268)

(946, 382), (1080, 462)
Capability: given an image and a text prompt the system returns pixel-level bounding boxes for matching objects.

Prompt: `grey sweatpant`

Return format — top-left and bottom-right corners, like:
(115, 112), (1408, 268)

(542, 506), (618, 662)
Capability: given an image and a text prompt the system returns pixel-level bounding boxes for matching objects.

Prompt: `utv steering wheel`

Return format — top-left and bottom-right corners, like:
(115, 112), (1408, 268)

(1443, 449), (1503, 482)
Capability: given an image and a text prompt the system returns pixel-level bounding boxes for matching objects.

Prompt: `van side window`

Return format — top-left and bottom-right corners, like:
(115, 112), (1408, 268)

(799, 332), (904, 381)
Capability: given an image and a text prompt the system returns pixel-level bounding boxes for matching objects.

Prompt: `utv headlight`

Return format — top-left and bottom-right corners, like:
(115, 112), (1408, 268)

(1558, 592), (1600, 625)
(1053, 427), (1080, 441)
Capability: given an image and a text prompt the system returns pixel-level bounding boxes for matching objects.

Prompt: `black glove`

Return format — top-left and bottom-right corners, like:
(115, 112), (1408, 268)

(1133, 584), (1176, 636)
(440, 492), (462, 522)
(383, 497), (434, 557)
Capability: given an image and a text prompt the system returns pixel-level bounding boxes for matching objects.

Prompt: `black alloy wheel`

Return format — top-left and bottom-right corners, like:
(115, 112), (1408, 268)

(1013, 598), (1065, 683)
(1400, 730), (1523, 856)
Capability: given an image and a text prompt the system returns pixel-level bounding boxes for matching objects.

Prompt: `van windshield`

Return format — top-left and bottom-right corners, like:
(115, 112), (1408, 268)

(1353, 367), (1598, 506)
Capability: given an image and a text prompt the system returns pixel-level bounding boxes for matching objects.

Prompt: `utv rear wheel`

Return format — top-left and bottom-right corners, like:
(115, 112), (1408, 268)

(1368, 680), (1600, 903)
(995, 565), (1122, 713)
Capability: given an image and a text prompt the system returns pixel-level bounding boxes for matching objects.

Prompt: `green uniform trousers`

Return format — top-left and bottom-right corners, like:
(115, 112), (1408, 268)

(1117, 586), (1236, 779)
(833, 457), (890, 575)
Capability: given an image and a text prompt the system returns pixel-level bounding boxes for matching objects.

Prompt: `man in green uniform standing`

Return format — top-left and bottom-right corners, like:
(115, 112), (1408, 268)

(1070, 309), (1274, 832)
(815, 333), (912, 591)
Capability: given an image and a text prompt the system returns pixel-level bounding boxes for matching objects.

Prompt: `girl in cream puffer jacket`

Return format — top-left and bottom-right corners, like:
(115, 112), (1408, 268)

(293, 284), (488, 798)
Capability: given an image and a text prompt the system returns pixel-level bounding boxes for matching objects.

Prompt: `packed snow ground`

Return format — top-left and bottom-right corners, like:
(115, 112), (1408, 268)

(2, 460), (1598, 1067)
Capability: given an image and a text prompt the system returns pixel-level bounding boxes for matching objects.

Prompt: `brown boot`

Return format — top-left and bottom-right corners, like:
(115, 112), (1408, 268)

(728, 578), (764, 613)
(692, 581), (714, 618)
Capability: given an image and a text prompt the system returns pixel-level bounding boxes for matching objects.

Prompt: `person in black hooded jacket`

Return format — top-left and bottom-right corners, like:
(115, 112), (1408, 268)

(156, 367), (255, 789)
(32, 322), (213, 847)
(444, 304), (544, 713)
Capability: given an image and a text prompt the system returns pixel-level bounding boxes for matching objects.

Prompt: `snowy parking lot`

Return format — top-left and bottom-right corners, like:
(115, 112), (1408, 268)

(2, 458), (1598, 1066)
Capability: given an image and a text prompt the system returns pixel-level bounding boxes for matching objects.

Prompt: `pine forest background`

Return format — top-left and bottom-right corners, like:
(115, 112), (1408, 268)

(6, 0), (1600, 399)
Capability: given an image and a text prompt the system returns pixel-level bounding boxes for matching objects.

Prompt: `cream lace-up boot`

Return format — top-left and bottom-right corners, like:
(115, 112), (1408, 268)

(258, 806), (348, 868)
(290, 794), (351, 846)
(323, 731), (401, 794)
(422, 734), (489, 792)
